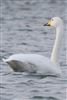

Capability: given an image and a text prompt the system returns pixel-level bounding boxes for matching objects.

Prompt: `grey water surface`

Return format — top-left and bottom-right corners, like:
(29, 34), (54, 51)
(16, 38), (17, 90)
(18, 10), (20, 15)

(0, 0), (67, 100)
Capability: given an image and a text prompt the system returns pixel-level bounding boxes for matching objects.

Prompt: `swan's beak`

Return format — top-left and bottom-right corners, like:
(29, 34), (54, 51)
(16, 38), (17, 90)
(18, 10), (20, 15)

(43, 20), (51, 26)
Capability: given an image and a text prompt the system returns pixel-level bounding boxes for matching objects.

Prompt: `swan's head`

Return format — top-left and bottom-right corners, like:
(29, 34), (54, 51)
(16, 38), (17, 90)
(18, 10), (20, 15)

(44, 17), (63, 28)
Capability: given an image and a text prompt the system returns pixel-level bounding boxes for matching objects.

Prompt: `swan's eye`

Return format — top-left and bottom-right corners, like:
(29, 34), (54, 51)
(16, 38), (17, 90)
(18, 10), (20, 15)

(52, 19), (54, 21)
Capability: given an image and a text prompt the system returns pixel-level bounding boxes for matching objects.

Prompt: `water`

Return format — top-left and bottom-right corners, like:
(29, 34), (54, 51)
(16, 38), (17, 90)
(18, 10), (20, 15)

(0, 0), (67, 100)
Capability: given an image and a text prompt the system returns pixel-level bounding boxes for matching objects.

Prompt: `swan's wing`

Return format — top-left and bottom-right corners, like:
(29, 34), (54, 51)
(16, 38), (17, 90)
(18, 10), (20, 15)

(6, 60), (26, 72)
(5, 60), (37, 72)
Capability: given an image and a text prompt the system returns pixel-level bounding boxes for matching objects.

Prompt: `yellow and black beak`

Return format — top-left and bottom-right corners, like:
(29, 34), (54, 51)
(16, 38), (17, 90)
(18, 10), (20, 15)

(43, 20), (51, 26)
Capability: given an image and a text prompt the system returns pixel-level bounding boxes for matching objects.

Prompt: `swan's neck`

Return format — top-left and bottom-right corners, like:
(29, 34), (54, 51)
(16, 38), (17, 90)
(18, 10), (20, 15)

(51, 24), (63, 64)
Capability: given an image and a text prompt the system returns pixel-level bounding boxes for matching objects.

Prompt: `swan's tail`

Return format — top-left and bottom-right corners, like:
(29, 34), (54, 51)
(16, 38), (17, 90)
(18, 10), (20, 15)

(2, 58), (11, 63)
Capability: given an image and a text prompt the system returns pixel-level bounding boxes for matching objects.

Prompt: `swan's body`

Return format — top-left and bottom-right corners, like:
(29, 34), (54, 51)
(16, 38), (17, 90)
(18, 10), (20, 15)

(3, 17), (63, 76)
(3, 54), (61, 75)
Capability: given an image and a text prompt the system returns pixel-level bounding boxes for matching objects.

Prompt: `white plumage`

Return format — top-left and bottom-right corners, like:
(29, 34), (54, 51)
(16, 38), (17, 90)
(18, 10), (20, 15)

(3, 17), (63, 76)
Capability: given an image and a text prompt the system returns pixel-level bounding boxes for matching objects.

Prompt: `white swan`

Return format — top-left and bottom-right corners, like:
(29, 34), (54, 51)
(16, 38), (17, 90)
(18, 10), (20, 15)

(3, 17), (63, 76)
